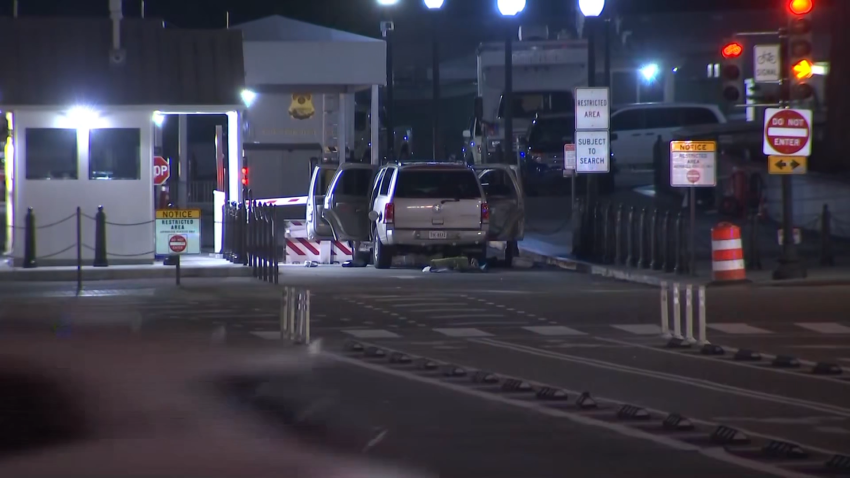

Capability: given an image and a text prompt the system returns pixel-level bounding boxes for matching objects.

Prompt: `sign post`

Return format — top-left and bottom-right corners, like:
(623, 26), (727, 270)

(670, 141), (717, 276)
(574, 87), (611, 258)
(763, 107), (811, 279)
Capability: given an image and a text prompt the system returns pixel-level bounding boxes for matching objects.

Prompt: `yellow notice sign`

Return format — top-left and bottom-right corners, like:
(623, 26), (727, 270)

(156, 209), (201, 219)
(670, 141), (717, 152)
(768, 156), (807, 175)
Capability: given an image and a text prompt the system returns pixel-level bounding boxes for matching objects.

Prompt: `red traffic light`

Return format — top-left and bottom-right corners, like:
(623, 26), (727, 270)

(241, 167), (249, 186)
(788, 0), (813, 15)
(721, 42), (743, 59)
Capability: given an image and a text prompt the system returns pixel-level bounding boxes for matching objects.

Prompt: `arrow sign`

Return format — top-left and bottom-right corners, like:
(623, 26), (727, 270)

(768, 155), (808, 175)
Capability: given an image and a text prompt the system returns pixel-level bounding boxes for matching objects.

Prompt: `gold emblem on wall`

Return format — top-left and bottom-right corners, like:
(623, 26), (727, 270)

(289, 93), (315, 120)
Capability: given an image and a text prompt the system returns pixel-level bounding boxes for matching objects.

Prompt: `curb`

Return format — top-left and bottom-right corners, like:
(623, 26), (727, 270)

(0, 266), (255, 282)
(518, 246), (850, 288)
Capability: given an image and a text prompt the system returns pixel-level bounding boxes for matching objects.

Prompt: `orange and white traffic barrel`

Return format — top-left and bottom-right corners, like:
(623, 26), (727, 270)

(711, 223), (746, 282)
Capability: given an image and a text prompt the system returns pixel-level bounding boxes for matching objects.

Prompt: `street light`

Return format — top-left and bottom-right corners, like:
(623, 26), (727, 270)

(497, 0), (525, 16)
(640, 63), (660, 82)
(377, 0), (399, 5)
(578, 0), (605, 17)
(425, 0), (444, 159)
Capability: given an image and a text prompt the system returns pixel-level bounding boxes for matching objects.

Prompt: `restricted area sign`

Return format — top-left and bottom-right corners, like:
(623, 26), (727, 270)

(563, 143), (576, 175)
(763, 108), (812, 157)
(670, 141), (717, 187)
(153, 156), (170, 186)
(574, 87), (610, 130)
(155, 209), (201, 255)
(575, 131), (610, 173)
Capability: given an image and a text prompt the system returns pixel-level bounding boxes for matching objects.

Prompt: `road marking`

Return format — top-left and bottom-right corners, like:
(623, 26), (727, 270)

(418, 308), (489, 313)
(250, 331), (282, 340)
(523, 326), (587, 336)
(433, 328), (493, 338)
(391, 303), (470, 308)
(790, 345), (850, 350)
(795, 322), (850, 334)
(454, 321), (527, 326)
(473, 338), (850, 417)
(343, 329), (401, 339)
(434, 313), (504, 319)
(814, 426), (850, 435)
(707, 323), (774, 335)
(326, 352), (818, 478)
(610, 324), (663, 335)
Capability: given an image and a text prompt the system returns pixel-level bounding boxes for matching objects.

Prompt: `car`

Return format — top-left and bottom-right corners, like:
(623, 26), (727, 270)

(520, 112), (617, 195)
(307, 161), (525, 269)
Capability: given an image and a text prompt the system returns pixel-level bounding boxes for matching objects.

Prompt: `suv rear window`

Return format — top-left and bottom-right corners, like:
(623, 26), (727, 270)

(394, 170), (481, 199)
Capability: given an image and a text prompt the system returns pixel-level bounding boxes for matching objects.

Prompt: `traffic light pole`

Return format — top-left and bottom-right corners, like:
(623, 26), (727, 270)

(774, 27), (807, 280)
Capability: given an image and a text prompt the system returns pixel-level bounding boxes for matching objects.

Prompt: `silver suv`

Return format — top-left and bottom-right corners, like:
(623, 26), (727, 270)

(306, 161), (524, 269)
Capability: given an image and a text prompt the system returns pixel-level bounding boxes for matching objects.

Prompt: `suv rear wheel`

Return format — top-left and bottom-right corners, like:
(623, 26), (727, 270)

(373, 233), (393, 269)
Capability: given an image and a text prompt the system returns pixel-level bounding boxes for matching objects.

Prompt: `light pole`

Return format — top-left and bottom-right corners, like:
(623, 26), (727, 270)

(425, 0), (444, 160)
(579, 0), (604, 208)
(378, 0), (399, 161)
(498, 0), (525, 166)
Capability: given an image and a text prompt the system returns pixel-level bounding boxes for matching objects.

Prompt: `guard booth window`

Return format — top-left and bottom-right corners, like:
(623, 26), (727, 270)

(25, 128), (78, 180)
(89, 128), (141, 180)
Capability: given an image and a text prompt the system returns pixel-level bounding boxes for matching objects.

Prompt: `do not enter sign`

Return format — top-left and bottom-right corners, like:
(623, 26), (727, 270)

(168, 235), (187, 253)
(763, 108), (812, 157)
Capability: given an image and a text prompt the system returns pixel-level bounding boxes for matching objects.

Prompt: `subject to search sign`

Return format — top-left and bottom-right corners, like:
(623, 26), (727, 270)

(670, 141), (717, 188)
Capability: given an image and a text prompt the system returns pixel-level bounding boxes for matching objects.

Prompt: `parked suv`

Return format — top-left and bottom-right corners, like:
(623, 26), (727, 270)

(308, 161), (524, 269)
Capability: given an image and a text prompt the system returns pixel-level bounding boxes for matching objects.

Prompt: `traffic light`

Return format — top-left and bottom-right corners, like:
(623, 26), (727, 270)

(241, 166), (249, 186)
(787, 0), (815, 101)
(721, 40), (744, 103)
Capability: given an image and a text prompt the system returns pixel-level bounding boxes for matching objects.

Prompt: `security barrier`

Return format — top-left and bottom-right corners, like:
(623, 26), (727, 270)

(660, 281), (707, 345)
(711, 223), (746, 283)
(221, 198), (279, 284)
(279, 287), (311, 344)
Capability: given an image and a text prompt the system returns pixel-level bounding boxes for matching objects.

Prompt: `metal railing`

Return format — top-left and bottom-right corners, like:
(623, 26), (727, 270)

(221, 198), (279, 284)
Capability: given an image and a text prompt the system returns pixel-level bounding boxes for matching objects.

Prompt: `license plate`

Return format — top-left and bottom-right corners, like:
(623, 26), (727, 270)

(428, 231), (448, 240)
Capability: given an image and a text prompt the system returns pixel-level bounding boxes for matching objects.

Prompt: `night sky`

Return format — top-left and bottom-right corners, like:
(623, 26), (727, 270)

(0, 0), (826, 36)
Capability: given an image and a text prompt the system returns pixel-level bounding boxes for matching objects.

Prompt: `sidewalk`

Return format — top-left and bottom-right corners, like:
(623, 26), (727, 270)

(0, 255), (254, 282)
(519, 191), (850, 287)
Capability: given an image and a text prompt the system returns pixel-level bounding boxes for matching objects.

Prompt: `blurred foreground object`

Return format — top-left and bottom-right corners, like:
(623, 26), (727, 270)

(0, 332), (428, 478)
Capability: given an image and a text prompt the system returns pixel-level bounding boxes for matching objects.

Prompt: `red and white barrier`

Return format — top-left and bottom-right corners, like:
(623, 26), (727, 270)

(331, 241), (354, 263)
(285, 220), (308, 239)
(257, 196), (308, 206)
(285, 238), (330, 264)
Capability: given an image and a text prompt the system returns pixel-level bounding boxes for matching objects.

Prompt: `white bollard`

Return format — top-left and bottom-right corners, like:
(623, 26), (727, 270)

(698, 286), (709, 345)
(672, 283), (683, 340)
(305, 289), (311, 344)
(279, 287), (289, 341)
(685, 285), (696, 344)
(289, 287), (297, 341)
(660, 282), (671, 338)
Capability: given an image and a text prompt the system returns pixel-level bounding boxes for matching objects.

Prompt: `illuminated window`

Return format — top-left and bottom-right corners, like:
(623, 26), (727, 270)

(25, 128), (78, 180)
(88, 128), (141, 180)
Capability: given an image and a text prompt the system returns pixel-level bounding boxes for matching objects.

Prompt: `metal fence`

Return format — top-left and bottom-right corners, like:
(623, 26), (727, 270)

(221, 199), (279, 284)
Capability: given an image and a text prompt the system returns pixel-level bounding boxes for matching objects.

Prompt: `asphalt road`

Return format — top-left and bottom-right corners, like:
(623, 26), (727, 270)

(2, 268), (850, 477)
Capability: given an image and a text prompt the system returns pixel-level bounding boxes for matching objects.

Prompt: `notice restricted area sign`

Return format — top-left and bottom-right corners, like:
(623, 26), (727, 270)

(670, 141), (717, 187)
(576, 131), (610, 173)
(155, 209), (201, 255)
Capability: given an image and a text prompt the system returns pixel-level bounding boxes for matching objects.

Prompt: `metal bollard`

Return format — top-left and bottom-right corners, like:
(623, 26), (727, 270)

(261, 207), (268, 282)
(698, 286), (708, 345)
(685, 285), (695, 344)
(251, 202), (259, 277)
(638, 208), (647, 269)
(602, 203), (612, 264)
(674, 212), (684, 275)
(820, 204), (834, 266)
(650, 208), (659, 270)
(625, 207), (635, 267)
(614, 204), (623, 266)
(93, 206), (108, 267)
(660, 281), (670, 339)
(672, 283), (683, 340)
(239, 203), (248, 266)
(23, 207), (37, 268)
(279, 287), (290, 341)
(661, 211), (672, 273)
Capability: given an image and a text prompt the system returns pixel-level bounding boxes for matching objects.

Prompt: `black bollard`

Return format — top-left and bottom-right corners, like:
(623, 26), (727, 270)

(239, 203), (248, 266)
(649, 209), (659, 270)
(662, 211), (672, 273)
(625, 207), (635, 267)
(261, 206), (269, 282)
(250, 202), (258, 277)
(224, 204), (233, 262)
(22, 207), (37, 268)
(614, 204), (623, 266)
(820, 204), (834, 267)
(93, 206), (108, 267)
(638, 208), (647, 269)
(674, 212), (684, 275)
(270, 206), (279, 284)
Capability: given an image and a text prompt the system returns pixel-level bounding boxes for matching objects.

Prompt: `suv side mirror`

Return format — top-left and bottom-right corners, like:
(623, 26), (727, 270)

(368, 211), (379, 222)
(462, 130), (471, 139)
(473, 97), (483, 121)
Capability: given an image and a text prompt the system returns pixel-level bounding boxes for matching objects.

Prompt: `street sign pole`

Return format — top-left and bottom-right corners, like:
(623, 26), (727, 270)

(774, 27), (805, 280)
(690, 186), (696, 276)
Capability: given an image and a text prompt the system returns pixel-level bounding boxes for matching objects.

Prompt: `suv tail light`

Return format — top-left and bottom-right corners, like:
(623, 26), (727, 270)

(481, 202), (490, 222)
(384, 203), (394, 224)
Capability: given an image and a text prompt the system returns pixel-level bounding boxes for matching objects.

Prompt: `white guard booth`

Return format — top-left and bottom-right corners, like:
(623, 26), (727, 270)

(219, 16), (386, 264)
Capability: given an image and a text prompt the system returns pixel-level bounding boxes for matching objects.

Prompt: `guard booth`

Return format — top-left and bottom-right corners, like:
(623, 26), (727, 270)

(0, 15), (244, 266)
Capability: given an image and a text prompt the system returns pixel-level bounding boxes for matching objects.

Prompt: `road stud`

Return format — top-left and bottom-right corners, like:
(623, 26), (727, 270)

(771, 355), (800, 368)
(501, 378), (533, 392)
(345, 340), (364, 352)
(710, 425), (750, 445)
(826, 454), (850, 472)
(415, 358), (439, 370)
(700, 344), (725, 355)
(441, 365), (467, 377)
(812, 362), (842, 375)
(662, 413), (695, 431)
(762, 440), (808, 459)
(617, 404), (650, 420)
(535, 387), (569, 401)
(364, 346), (387, 358)
(733, 349), (762, 361)
(576, 392), (598, 409)
(388, 352), (412, 364)
(471, 371), (500, 384)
